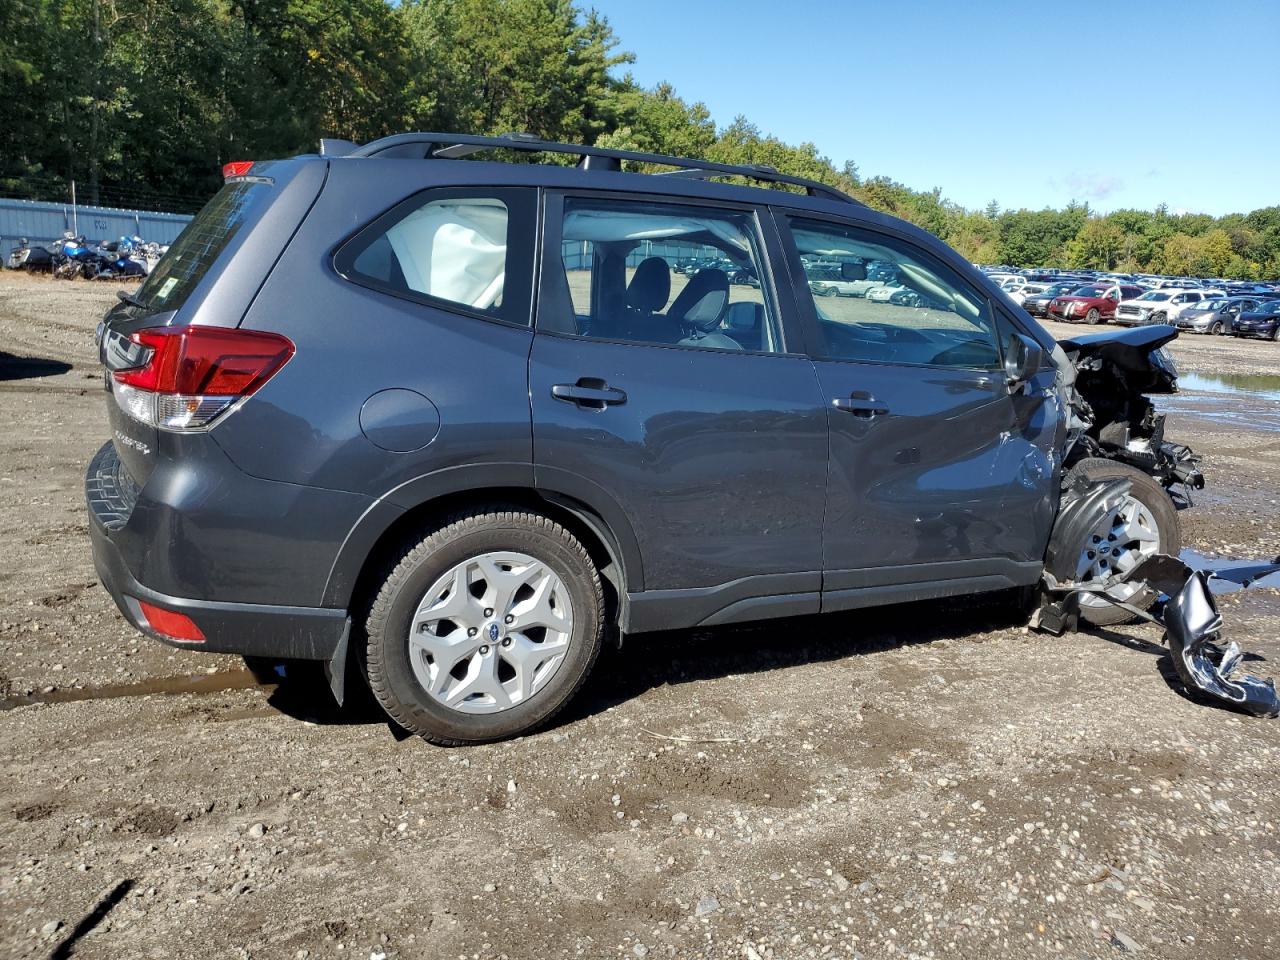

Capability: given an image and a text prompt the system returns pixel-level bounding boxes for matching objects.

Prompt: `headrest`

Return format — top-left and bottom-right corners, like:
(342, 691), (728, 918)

(626, 257), (671, 313)
(670, 268), (729, 332)
(724, 301), (761, 331)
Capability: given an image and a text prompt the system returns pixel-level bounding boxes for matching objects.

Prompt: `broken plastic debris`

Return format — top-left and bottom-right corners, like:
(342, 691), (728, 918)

(1035, 552), (1279, 718)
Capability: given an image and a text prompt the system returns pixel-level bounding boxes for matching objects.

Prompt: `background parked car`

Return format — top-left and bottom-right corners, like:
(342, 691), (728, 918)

(805, 261), (877, 297)
(1022, 281), (1087, 317)
(1049, 283), (1146, 324)
(1232, 300), (1280, 340)
(1176, 296), (1272, 335)
(1008, 281), (1048, 306)
(1115, 289), (1211, 326)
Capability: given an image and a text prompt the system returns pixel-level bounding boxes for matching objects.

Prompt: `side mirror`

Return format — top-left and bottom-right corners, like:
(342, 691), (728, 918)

(840, 261), (867, 281)
(1004, 333), (1044, 385)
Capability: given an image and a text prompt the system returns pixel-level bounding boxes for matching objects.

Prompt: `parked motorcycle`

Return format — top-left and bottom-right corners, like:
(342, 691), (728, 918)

(6, 237), (54, 272)
(52, 233), (112, 280)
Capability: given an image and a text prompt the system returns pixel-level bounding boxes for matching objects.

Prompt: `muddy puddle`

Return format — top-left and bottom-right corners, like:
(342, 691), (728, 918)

(0, 668), (271, 711)
(1156, 370), (1280, 430)
(1177, 371), (1280, 401)
(1181, 548), (1280, 594)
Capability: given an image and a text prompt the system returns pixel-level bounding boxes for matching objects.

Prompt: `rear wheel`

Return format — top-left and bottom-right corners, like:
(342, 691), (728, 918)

(1052, 459), (1180, 626)
(364, 509), (604, 745)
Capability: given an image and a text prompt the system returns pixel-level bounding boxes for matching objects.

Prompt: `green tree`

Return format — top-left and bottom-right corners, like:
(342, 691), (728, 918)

(1065, 217), (1126, 270)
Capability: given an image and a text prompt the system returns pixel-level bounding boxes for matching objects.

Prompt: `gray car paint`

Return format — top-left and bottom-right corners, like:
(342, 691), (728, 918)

(87, 149), (1070, 660)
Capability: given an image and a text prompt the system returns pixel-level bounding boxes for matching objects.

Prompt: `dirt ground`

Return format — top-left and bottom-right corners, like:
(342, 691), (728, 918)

(1, 270), (1279, 960)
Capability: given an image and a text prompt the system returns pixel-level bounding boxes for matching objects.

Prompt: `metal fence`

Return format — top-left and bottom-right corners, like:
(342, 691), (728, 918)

(561, 239), (719, 271)
(0, 197), (192, 248)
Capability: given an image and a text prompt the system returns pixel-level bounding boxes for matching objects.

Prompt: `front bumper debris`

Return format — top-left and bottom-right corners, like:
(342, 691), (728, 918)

(1034, 553), (1280, 718)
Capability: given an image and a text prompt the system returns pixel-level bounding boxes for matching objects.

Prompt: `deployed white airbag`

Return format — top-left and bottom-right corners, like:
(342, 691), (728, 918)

(385, 198), (508, 309)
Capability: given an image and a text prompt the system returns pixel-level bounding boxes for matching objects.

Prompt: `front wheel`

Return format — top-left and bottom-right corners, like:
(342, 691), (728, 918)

(1271, 326), (1280, 342)
(1051, 459), (1180, 626)
(1151, 312), (1167, 325)
(364, 509), (605, 745)
(1085, 308), (1101, 325)
(1209, 320), (1223, 335)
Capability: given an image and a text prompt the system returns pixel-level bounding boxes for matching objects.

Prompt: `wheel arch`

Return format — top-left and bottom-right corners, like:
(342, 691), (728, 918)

(322, 467), (641, 628)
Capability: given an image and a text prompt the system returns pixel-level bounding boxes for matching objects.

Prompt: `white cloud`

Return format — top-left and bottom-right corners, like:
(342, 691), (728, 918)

(1049, 171), (1125, 201)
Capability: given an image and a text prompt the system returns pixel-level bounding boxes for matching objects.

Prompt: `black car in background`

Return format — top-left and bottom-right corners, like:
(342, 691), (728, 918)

(1232, 300), (1280, 340)
(1022, 280), (1089, 317)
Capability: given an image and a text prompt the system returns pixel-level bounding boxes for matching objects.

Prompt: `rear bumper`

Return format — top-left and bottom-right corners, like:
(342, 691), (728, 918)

(89, 517), (349, 659)
(85, 440), (350, 660)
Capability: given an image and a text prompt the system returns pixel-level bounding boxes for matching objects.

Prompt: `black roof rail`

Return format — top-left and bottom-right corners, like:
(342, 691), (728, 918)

(342, 132), (860, 205)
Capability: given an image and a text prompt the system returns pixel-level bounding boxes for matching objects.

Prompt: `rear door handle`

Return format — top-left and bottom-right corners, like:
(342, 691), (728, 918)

(832, 394), (888, 419)
(552, 380), (627, 409)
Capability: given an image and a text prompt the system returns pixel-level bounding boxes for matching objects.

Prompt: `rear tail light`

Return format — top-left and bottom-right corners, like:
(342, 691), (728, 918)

(137, 601), (206, 642)
(111, 325), (294, 430)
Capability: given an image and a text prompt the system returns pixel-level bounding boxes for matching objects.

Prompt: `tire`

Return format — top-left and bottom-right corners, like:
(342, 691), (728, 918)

(819, 285), (837, 297)
(1209, 321), (1223, 335)
(1271, 326), (1279, 342)
(1085, 308), (1101, 325)
(1052, 459), (1181, 626)
(1151, 312), (1167, 326)
(364, 508), (604, 745)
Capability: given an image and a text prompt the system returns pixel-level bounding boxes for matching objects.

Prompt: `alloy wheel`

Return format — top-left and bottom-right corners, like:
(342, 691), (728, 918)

(1074, 494), (1161, 608)
(407, 551), (574, 714)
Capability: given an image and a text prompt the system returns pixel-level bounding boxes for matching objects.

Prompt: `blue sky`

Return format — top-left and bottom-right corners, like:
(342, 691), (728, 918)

(589, 0), (1280, 216)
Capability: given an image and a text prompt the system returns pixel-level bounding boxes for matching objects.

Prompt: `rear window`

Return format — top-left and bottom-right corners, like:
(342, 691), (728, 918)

(135, 180), (269, 313)
(334, 187), (535, 326)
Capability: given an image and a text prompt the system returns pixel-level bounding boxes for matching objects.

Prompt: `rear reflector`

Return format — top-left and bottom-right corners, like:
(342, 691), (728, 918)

(111, 325), (294, 429)
(222, 160), (254, 179)
(138, 601), (206, 642)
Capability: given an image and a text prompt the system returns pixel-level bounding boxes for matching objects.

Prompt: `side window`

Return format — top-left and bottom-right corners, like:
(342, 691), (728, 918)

(548, 197), (781, 353)
(335, 188), (533, 325)
(788, 217), (1000, 369)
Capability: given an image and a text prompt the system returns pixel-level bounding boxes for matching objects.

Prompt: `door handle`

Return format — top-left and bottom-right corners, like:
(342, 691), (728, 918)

(832, 394), (889, 419)
(552, 379), (627, 409)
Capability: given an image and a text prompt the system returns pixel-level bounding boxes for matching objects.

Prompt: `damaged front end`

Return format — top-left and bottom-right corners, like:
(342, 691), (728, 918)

(1056, 325), (1205, 500)
(1033, 478), (1280, 717)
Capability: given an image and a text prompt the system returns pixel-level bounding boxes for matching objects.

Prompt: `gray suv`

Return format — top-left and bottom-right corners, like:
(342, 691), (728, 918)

(87, 133), (1181, 744)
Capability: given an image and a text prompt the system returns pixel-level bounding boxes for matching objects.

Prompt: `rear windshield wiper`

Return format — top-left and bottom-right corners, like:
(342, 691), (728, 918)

(117, 290), (148, 309)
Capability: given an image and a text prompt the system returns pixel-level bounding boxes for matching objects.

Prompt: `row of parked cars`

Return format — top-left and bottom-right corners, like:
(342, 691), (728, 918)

(982, 269), (1280, 342)
(799, 258), (955, 310)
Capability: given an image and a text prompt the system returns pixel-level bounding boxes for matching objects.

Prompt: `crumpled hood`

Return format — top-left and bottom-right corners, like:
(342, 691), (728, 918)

(1059, 323), (1179, 364)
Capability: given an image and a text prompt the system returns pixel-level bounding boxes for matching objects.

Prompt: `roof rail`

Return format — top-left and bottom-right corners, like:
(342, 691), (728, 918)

(342, 132), (860, 205)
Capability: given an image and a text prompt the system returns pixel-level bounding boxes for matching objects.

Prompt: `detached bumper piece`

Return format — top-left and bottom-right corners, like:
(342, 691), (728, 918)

(1035, 553), (1280, 718)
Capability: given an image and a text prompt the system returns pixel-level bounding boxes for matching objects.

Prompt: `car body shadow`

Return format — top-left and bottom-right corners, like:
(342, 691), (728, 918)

(0, 352), (72, 381)
(555, 590), (1032, 729)
(250, 591), (1034, 739)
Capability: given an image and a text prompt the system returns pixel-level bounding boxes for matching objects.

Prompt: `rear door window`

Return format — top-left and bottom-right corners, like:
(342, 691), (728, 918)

(543, 196), (783, 354)
(335, 187), (535, 326)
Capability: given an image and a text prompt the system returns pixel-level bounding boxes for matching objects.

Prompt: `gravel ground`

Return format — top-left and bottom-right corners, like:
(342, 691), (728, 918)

(2, 271), (1279, 959)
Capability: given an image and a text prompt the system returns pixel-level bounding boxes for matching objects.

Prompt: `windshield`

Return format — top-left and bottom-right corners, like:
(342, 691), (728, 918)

(1199, 299), (1227, 310)
(135, 180), (270, 312)
(1138, 291), (1171, 302)
(1045, 282), (1078, 295)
